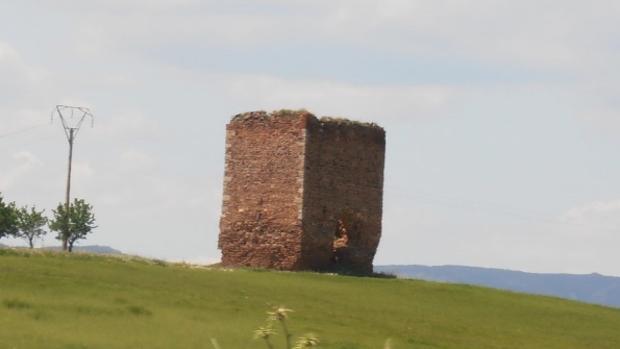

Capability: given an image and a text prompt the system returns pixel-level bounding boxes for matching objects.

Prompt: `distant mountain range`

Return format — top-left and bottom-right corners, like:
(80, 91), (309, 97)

(375, 265), (620, 308)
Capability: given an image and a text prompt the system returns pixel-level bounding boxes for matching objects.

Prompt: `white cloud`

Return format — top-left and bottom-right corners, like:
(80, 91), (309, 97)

(0, 151), (44, 190)
(317, 1), (620, 69)
(0, 108), (51, 136)
(0, 42), (50, 106)
(562, 200), (620, 225)
(72, 161), (95, 178)
(0, 42), (38, 81)
(91, 111), (163, 141)
(213, 73), (454, 122)
(28, 0), (619, 132)
(13, 1), (620, 75)
(120, 148), (155, 168)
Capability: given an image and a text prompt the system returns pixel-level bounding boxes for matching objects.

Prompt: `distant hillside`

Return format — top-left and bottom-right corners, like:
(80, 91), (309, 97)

(0, 244), (122, 255)
(41, 245), (123, 255)
(376, 265), (620, 308)
(1, 249), (619, 348)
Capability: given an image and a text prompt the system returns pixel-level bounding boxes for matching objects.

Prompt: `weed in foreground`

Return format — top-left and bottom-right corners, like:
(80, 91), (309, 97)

(212, 306), (395, 349)
(212, 306), (319, 349)
(258, 306), (319, 349)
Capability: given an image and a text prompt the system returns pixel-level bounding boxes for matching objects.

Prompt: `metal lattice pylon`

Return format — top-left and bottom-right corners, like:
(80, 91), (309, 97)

(51, 105), (94, 251)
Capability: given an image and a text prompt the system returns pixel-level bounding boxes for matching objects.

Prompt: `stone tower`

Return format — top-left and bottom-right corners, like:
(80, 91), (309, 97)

(218, 110), (385, 274)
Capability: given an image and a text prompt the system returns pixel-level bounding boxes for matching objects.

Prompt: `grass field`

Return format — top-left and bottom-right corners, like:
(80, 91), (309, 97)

(1, 248), (620, 349)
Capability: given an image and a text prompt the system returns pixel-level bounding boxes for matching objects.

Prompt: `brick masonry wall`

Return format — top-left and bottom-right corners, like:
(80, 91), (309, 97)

(301, 117), (385, 273)
(218, 111), (309, 269)
(218, 110), (385, 273)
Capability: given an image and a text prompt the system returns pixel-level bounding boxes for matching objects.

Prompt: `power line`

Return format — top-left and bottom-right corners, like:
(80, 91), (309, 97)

(0, 123), (47, 139)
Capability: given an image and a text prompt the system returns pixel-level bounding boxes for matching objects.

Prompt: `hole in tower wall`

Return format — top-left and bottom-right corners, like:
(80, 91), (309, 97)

(332, 217), (350, 265)
(329, 210), (369, 272)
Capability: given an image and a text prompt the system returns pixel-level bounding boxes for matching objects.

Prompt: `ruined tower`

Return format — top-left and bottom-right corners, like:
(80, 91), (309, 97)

(218, 110), (385, 274)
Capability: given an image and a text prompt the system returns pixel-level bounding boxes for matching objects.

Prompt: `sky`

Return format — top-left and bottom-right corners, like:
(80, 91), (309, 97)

(1, 1), (619, 276)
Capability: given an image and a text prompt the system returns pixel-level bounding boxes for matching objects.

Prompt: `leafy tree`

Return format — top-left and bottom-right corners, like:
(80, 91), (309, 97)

(49, 198), (97, 252)
(15, 206), (48, 248)
(0, 194), (18, 240)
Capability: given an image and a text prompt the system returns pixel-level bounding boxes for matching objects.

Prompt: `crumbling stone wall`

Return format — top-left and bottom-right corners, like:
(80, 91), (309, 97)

(218, 111), (308, 269)
(218, 110), (385, 273)
(300, 117), (385, 273)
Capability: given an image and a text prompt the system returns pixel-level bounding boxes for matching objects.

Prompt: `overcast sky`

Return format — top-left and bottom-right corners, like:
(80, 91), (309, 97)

(1, 1), (619, 276)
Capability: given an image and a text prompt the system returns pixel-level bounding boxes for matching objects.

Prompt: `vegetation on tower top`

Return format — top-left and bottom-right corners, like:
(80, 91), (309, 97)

(230, 109), (383, 131)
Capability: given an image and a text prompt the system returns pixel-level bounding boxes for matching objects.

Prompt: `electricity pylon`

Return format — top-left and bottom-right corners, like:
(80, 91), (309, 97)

(51, 105), (94, 251)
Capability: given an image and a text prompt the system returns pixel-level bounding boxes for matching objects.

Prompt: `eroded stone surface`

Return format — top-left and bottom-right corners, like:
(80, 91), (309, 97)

(218, 110), (385, 273)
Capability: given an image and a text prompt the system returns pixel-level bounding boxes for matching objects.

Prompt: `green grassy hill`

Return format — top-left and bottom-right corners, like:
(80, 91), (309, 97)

(1, 249), (619, 349)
